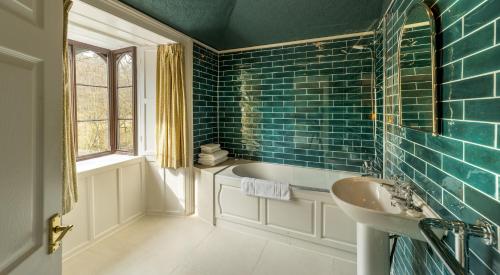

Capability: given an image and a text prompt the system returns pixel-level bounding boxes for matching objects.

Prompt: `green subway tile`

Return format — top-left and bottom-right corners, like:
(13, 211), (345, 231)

(498, 125), (500, 149)
(439, 19), (462, 45)
(405, 152), (426, 174)
(498, 19), (500, 44)
(415, 144), (442, 167)
(442, 120), (495, 146)
(442, 156), (496, 196)
(442, 24), (494, 64)
(405, 128), (426, 145)
(415, 171), (442, 201)
(440, 0), (479, 27)
(441, 101), (464, 119)
(463, 45), (500, 77)
(464, 185), (500, 225)
(440, 60), (462, 82)
(464, 98), (500, 123)
(497, 73), (500, 96)
(443, 191), (480, 225)
(426, 135), (463, 159)
(464, 143), (500, 174)
(399, 139), (415, 153)
(441, 74), (494, 100)
(427, 164), (463, 199)
(463, 0), (500, 34)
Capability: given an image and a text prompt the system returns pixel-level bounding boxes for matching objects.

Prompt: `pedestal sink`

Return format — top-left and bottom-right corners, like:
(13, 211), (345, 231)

(330, 177), (442, 275)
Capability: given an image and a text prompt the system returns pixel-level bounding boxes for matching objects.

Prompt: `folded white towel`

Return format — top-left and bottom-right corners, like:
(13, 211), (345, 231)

(198, 156), (228, 166)
(198, 150), (228, 161)
(240, 177), (290, 201)
(201, 144), (220, 153)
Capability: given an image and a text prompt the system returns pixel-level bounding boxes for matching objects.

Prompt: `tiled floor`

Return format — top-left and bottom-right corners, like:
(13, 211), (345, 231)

(63, 216), (340, 275)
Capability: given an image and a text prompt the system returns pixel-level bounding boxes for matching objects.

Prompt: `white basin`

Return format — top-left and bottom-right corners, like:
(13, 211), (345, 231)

(331, 176), (440, 241)
(331, 176), (443, 275)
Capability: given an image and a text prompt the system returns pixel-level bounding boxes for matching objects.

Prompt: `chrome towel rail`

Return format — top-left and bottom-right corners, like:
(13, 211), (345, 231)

(418, 218), (496, 275)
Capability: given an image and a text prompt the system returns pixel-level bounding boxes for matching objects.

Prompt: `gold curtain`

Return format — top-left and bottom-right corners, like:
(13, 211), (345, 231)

(156, 44), (188, 169)
(62, 0), (78, 214)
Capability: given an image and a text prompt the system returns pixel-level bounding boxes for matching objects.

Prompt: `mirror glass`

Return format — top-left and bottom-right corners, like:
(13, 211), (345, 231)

(398, 3), (437, 134)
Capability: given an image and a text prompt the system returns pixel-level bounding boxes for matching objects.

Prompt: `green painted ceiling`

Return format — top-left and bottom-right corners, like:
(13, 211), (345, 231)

(119, 0), (390, 50)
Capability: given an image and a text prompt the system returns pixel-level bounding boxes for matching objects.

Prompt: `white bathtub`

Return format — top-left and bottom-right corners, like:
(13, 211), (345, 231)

(214, 161), (360, 273)
(230, 162), (360, 192)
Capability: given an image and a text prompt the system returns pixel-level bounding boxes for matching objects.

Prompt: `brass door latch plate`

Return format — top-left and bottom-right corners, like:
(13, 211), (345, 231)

(49, 214), (74, 254)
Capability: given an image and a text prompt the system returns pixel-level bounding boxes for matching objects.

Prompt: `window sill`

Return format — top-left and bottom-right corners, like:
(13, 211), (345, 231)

(76, 154), (143, 176)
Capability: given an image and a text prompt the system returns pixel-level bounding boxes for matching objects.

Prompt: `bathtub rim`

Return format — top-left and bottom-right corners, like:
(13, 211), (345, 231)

(216, 160), (361, 193)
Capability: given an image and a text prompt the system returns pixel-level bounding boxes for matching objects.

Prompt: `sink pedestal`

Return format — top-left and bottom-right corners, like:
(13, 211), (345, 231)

(357, 223), (390, 275)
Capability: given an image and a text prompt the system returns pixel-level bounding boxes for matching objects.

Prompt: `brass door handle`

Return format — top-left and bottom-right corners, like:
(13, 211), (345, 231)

(53, 224), (74, 243)
(49, 214), (74, 253)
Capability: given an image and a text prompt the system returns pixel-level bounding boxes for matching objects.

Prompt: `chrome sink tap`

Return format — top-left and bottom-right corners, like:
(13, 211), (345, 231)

(361, 159), (382, 178)
(387, 174), (422, 212)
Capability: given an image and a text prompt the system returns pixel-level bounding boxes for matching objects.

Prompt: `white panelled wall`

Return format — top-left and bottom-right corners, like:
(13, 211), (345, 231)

(62, 157), (146, 260)
(137, 46), (189, 215)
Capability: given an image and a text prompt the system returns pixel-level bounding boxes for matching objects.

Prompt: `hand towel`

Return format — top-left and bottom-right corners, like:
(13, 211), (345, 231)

(198, 150), (228, 161)
(201, 144), (220, 154)
(240, 177), (291, 200)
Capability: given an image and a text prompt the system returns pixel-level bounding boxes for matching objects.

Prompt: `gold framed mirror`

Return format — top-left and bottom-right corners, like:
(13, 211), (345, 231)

(397, 2), (438, 135)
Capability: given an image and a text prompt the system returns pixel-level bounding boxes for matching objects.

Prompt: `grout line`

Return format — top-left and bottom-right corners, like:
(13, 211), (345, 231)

(249, 240), (269, 274)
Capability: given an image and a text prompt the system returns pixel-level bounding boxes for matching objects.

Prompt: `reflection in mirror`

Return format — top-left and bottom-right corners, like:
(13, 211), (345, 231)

(398, 3), (437, 134)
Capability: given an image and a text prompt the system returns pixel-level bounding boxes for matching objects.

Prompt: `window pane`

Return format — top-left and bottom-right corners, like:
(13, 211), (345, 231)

(117, 87), (133, 119)
(75, 49), (108, 86)
(77, 120), (110, 156)
(116, 52), (134, 152)
(118, 119), (133, 152)
(117, 53), (133, 87)
(74, 47), (111, 157)
(76, 86), (109, 120)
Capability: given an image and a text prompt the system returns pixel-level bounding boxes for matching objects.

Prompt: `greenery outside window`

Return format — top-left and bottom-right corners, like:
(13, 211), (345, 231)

(69, 41), (137, 160)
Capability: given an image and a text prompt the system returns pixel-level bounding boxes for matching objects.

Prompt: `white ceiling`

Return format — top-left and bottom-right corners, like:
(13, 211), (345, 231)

(69, 0), (175, 50)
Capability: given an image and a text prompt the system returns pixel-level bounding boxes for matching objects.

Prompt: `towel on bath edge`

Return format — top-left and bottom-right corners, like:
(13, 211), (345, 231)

(198, 156), (228, 166)
(240, 177), (291, 201)
(198, 150), (228, 161)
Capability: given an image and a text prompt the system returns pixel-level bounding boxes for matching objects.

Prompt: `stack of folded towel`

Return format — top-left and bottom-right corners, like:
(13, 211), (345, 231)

(198, 144), (228, 166)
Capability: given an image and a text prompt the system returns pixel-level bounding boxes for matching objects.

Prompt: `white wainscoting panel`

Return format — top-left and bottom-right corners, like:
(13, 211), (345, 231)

(267, 198), (315, 235)
(62, 156), (145, 260)
(322, 203), (357, 245)
(217, 185), (260, 223)
(93, 170), (119, 237)
(214, 177), (357, 262)
(61, 176), (91, 253)
(120, 163), (143, 222)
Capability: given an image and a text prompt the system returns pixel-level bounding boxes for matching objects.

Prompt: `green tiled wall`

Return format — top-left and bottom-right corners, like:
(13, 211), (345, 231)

(218, 36), (376, 171)
(193, 44), (219, 162)
(381, 0), (500, 274)
(375, 30), (385, 166)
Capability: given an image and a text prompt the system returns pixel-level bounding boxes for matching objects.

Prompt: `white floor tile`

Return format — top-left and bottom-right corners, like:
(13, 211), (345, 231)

(63, 216), (337, 275)
(171, 228), (268, 275)
(251, 241), (334, 275)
